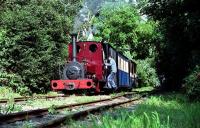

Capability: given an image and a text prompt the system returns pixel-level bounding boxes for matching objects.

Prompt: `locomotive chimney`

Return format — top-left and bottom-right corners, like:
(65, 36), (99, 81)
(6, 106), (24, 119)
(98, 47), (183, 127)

(70, 33), (78, 62)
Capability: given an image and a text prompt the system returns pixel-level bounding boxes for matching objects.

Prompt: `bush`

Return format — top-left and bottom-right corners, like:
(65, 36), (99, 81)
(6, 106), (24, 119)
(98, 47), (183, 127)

(0, 72), (30, 95)
(0, 86), (21, 98)
(184, 66), (200, 101)
(0, 0), (80, 94)
(136, 58), (160, 87)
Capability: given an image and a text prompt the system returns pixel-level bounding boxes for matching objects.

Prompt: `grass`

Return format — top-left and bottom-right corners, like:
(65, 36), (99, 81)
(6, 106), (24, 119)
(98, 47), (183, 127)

(134, 86), (155, 92)
(1, 95), (111, 114)
(21, 95), (111, 111)
(0, 87), (67, 99)
(68, 92), (200, 128)
(0, 86), (21, 99)
(0, 86), (112, 113)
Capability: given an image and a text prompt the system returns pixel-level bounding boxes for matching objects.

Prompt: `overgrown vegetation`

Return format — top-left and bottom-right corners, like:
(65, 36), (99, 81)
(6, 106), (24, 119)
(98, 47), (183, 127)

(0, 86), (21, 99)
(0, 102), (22, 114)
(143, 0), (200, 90)
(69, 93), (200, 128)
(48, 105), (58, 114)
(184, 66), (200, 101)
(0, 87), (23, 114)
(0, 0), (81, 94)
(19, 95), (111, 111)
(136, 58), (159, 87)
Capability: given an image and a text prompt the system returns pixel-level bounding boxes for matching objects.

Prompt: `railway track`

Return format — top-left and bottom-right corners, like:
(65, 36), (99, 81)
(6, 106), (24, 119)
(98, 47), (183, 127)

(0, 91), (152, 128)
(37, 94), (144, 128)
(0, 90), (153, 104)
(0, 95), (70, 104)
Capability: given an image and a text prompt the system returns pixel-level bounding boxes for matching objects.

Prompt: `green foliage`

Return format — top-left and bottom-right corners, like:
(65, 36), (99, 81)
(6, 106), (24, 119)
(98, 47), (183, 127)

(22, 121), (34, 128)
(0, 71), (30, 95)
(136, 58), (160, 87)
(94, 4), (158, 59)
(0, 0), (80, 94)
(144, 0), (200, 89)
(0, 86), (21, 99)
(134, 86), (154, 92)
(48, 105), (58, 114)
(136, 94), (200, 128)
(184, 66), (200, 101)
(143, 112), (170, 128)
(0, 87), (23, 114)
(0, 97), (22, 114)
(69, 93), (200, 128)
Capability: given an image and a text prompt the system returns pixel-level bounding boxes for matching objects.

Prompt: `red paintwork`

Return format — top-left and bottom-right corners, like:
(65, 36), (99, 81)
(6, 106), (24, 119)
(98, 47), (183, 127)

(68, 41), (103, 80)
(51, 41), (103, 92)
(51, 79), (95, 90)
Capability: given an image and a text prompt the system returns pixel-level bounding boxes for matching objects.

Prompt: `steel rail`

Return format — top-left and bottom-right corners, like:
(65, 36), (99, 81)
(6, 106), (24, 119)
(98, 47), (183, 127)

(0, 89), (155, 104)
(37, 96), (143, 128)
(36, 90), (159, 128)
(0, 95), (70, 104)
(0, 93), (133, 125)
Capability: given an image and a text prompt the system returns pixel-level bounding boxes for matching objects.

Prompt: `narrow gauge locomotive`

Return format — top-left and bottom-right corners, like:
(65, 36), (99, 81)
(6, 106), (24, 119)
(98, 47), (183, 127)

(51, 34), (137, 93)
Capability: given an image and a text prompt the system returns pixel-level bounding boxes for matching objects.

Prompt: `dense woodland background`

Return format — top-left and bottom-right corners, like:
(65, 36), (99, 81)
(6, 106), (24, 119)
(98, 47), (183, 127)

(0, 0), (199, 101)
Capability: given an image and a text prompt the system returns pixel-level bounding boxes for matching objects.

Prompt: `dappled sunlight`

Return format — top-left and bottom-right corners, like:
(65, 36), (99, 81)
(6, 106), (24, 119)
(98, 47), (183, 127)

(68, 93), (200, 128)
(135, 94), (200, 128)
(144, 96), (182, 110)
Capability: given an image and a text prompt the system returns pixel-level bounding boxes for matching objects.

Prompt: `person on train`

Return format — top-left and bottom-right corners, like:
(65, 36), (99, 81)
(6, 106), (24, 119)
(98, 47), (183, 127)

(104, 55), (117, 90)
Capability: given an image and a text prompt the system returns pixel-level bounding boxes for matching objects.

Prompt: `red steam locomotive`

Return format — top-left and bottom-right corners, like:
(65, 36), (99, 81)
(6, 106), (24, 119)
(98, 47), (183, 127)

(51, 34), (137, 93)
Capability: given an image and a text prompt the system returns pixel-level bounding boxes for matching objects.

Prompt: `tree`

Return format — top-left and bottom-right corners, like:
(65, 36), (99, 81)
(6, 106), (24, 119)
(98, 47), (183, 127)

(0, 0), (81, 94)
(94, 4), (158, 59)
(144, 0), (200, 90)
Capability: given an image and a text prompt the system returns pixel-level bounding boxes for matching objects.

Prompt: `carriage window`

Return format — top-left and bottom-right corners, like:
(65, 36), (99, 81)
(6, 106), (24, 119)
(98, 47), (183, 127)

(89, 44), (97, 53)
(77, 45), (81, 53)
